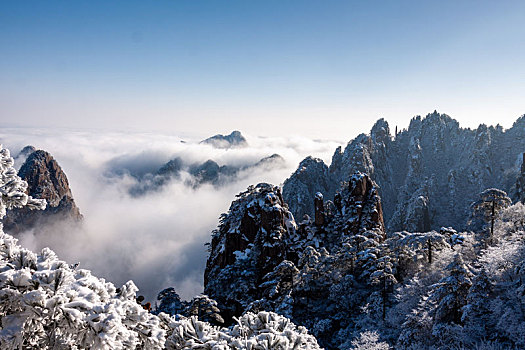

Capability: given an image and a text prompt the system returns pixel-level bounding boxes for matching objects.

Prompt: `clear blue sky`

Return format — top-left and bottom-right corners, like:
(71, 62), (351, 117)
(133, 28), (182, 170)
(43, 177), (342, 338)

(1, 1), (524, 139)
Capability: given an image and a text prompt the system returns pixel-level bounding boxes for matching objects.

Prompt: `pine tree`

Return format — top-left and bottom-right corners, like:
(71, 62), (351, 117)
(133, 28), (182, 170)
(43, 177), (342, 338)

(155, 287), (184, 316)
(432, 254), (472, 325)
(369, 252), (397, 320)
(350, 330), (391, 350)
(429, 254), (473, 344)
(470, 188), (511, 245)
(184, 294), (224, 325)
(461, 269), (494, 344)
(0, 145), (46, 219)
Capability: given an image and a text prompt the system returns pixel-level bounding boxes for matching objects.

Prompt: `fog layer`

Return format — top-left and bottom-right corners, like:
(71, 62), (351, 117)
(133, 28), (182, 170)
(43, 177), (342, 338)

(0, 128), (342, 301)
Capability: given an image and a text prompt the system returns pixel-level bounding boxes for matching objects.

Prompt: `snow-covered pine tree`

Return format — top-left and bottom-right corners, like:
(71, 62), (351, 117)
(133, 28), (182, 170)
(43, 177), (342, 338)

(254, 260), (299, 318)
(155, 287), (184, 316)
(470, 188), (511, 245)
(349, 330), (391, 350)
(0, 145), (46, 219)
(165, 311), (322, 350)
(461, 269), (494, 345)
(387, 231), (450, 280)
(369, 251), (397, 320)
(429, 253), (473, 345)
(184, 294), (224, 325)
(355, 229), (384, 282)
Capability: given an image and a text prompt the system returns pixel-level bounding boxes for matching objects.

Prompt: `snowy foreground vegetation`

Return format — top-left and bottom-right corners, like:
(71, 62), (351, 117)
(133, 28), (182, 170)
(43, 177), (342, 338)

(0, 145), (321, 349)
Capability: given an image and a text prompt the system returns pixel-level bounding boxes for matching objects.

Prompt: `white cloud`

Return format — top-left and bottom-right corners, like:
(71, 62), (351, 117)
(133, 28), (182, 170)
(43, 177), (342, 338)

(0, 128), (342, 301)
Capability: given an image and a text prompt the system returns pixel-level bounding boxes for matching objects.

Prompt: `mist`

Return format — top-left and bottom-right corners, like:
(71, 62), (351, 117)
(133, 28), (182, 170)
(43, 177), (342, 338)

(0, 128), (342, 301)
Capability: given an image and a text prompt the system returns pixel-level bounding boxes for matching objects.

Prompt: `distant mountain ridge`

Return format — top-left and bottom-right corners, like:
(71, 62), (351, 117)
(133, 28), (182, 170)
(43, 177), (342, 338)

(283, 111), (525, 232)
(128, 153), (285, 195)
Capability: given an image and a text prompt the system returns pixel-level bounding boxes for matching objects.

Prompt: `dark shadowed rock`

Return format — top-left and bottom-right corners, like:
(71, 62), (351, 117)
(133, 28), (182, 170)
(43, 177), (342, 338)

(337, 172), (385, 234)
(189, 160), (220, 184)
(189, 160), (237, 186)
(201, 130), (248, 149)
(516, 153), (525, 204)
(3, 150), (82, 233)
(127, 157), (184, 196)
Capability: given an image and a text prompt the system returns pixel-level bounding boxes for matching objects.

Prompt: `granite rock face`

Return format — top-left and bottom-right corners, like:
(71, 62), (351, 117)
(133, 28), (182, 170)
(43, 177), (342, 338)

(203, 174), (386, 348)
(204, 183), (295, 320)
(284, 111), (525, 231)
(337, 172), (385, 234)
(3, 149), (82, 233)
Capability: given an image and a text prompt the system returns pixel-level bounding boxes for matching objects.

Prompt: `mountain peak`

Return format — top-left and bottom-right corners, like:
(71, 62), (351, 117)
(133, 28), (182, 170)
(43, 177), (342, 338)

(3, 149), (82, 233)
(201, 130), (248, 149)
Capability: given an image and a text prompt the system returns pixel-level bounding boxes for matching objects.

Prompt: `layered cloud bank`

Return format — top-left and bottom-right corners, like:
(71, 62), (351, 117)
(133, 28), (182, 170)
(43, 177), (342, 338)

(0, 128), (342, 300)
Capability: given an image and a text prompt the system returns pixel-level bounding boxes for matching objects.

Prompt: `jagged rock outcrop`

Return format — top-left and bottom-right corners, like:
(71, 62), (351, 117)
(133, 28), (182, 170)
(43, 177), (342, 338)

(204, 174), (387, 348)
(335, 172), (385, 234)
(284, 111), (525, 232)
(204, 184), (296, 317)
(157, 157), (183, 177)
(314, 192), (324, 226)
(200, 130), (248, 148)
(3, 149), (82, 233)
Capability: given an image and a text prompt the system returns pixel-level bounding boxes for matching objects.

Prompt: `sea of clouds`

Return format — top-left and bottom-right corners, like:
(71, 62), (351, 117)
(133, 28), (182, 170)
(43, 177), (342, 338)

(0, 128), (343, 302)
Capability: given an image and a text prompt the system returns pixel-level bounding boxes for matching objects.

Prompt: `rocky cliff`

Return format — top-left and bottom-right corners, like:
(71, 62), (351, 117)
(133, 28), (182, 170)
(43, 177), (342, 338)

(3, 149), (82, 233)
(203, 173), (386, 347)
(204, 183), (296, 321)
(284, 111), (525, 232)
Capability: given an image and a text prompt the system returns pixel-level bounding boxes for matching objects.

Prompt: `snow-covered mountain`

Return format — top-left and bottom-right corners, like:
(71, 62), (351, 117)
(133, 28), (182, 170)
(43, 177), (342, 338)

(6, 113), (525, 349)
(284, 111), (525, 232)
(199, 166), (525, 348)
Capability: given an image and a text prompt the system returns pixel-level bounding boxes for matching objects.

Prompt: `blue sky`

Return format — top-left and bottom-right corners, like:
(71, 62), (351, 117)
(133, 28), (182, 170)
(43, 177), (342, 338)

(1, 1), (525, 139)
